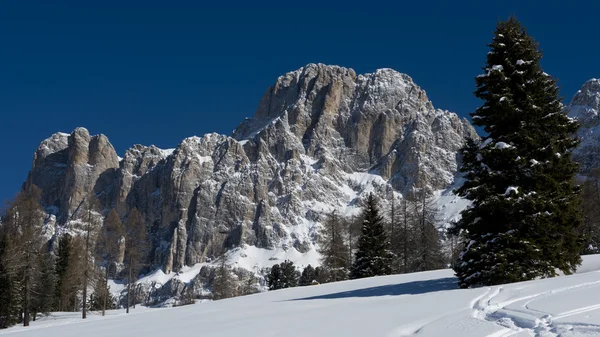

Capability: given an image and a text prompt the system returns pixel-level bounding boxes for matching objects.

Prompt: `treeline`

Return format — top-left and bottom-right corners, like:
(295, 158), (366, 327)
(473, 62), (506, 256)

(0, 186), (150, 328)
(266, 192), (447, 290)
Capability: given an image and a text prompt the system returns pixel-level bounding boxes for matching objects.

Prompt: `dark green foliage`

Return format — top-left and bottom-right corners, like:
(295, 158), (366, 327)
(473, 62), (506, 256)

(267, 260), (300, 290)
(453, 17), (584, 288)
(299, 264), (316, 286)
(313, 267), (329, 284)
(318, 211), (350, 281)
(350, 194), (394, 279)
(31, 252), (57, 319)
(89, 276), (117, 311)
(54, 234), (71, 311)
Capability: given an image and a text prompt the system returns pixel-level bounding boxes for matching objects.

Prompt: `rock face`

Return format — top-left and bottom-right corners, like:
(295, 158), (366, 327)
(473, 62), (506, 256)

(566, 79), (600, 174)
(25, 128), (120, 219)
(26, 64), (477, 273)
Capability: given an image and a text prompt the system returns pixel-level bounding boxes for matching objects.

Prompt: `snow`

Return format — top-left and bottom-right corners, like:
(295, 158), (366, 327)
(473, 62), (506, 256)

(159, 148), (175, 157)
(6, 255), (600, 337)
(480, 137), (493, 149)
(494, 142), (513, 150)
(229, 245), (320, 271)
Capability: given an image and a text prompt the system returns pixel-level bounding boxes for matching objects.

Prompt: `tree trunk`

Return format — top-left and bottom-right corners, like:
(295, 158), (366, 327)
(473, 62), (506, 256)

(126, 259), (131, 314)
(102, 265), (109, 316)
(82, 213), (91, 320)
(23, 261), (30, 327)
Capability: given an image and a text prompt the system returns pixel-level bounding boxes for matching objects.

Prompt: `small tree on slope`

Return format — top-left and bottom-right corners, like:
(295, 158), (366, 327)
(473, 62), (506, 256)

(350, 194), (394, 279)
(453, 17), (583, 288)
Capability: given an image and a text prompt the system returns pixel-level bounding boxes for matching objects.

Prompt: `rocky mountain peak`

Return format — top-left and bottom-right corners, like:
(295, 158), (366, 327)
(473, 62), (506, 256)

(568, 78), (600, 128)
(26, 64), (477, 274)
(566, 79), (600, 173)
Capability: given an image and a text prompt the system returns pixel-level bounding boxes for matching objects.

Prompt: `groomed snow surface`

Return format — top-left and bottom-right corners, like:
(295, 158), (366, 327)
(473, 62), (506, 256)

(4, 257), (600, 336)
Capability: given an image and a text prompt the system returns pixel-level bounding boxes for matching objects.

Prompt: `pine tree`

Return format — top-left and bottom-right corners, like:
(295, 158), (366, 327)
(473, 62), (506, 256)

(55, 234), (75, 311)
(453, 17), (584, 288)
(350, 194), (394, 279)
(267, 264), (283, 290)
(31, 251), (57, 320)
(279, 260), (300, 288)
(267, 260), (299, 290)
(318, 211), (350, 281)
(299, 265), (316, 286)
(313, 266), (329, 284)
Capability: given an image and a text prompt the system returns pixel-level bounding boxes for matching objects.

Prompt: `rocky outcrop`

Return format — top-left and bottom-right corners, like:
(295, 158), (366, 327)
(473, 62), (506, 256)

(26, 64), (477, 274)
(25, 128), (120, 220)
(566, 79), (600, 174)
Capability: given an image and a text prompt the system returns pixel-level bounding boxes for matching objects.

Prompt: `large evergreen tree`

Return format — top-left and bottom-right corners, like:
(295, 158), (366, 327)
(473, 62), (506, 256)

(350, 194), (394, 279)
(453, 17), (583, 288)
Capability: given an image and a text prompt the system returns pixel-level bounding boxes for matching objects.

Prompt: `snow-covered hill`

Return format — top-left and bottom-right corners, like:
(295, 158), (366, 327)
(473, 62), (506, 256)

(4, 255), (600, 337)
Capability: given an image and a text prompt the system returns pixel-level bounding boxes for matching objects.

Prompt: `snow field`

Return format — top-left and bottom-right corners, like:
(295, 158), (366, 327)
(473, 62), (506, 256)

(4, 256), (600, 336)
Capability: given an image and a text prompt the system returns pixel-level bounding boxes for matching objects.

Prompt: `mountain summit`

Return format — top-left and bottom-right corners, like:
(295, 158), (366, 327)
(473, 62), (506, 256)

(25, 64), (477, 274)
(566, 78), (600, 173)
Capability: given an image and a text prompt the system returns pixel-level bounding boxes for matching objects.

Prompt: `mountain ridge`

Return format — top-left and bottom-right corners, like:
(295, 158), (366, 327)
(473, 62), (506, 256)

(25, 63), (477, 278)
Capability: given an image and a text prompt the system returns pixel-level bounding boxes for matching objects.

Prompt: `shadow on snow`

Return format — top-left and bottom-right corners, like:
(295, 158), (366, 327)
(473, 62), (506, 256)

(289, 277), (458, 301)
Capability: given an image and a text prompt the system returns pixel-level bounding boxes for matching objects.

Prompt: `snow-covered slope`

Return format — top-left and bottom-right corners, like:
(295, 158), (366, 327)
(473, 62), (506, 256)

(4, 255), (600, 337)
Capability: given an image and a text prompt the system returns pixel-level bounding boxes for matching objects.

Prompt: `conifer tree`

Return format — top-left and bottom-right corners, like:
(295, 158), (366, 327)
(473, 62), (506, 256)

(313, 266), (329, 284)
(453, 17), (583, 288)
(267, 260), (299, 290)
(55, 234), (74, 311)
(31, 251), (57, 321)
(299, 264), (316, 286)
(267, 264), (283, 290)
(350, 194), (394, 279)
(318, 211), (350, 281)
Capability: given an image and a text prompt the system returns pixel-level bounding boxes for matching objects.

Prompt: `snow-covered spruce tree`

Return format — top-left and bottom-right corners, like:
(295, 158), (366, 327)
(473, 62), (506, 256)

(453, 17), (583, 288)
(350, 194), (394, 279)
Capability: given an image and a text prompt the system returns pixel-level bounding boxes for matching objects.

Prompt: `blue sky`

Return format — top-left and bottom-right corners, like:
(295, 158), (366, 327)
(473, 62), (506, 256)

(1, 1), (598, 204)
